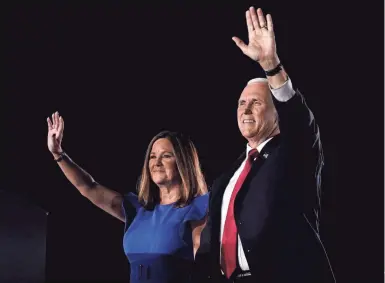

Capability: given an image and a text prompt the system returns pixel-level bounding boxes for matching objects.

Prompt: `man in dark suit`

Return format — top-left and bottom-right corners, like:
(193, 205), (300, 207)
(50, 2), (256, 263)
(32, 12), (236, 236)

(194, 7), (335, 283)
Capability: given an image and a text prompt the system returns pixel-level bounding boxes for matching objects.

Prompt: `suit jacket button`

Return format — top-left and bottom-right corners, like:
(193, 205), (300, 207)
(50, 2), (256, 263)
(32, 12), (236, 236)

(239, 221), (242, 225)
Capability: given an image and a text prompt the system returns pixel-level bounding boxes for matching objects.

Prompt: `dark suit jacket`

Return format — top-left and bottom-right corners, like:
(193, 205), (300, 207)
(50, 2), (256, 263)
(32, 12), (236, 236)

(194, 90), (335, 283)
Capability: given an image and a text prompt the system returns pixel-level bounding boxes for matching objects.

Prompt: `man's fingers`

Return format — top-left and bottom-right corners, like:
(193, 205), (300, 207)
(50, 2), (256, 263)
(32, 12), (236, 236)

(232, 37), (248, 53)
(246, 11), (254, 34)
(256, 8), (267, 29)
(249, 7), (260, 30)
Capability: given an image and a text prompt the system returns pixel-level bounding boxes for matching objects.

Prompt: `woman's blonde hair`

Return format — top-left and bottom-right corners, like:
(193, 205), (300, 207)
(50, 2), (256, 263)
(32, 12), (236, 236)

(137, 131), (207, 209)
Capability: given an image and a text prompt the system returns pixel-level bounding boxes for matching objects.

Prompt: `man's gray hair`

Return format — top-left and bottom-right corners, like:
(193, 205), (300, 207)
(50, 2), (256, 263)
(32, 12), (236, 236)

(247, 78), (268, 85)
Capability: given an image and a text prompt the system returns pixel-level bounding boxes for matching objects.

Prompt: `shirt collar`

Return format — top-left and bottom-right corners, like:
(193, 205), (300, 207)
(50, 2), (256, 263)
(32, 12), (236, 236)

(246, 136), (274, 156)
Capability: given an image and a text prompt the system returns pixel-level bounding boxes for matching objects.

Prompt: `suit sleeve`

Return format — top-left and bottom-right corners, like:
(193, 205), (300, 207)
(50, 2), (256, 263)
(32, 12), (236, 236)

(271, 78), (324, 234)
(271, 78), (320, 147)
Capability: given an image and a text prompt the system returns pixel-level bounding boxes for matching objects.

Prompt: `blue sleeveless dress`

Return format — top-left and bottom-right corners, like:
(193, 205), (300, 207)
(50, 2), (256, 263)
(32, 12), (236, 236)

(122, 192), (209, 283)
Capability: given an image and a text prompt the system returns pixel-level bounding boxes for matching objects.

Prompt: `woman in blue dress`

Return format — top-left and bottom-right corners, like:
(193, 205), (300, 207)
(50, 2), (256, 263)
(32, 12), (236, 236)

(47, 111), (209, 283)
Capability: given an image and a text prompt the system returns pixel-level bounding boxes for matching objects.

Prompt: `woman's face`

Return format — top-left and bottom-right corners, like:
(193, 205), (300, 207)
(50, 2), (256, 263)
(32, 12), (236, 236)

(149, 138), (179, 187)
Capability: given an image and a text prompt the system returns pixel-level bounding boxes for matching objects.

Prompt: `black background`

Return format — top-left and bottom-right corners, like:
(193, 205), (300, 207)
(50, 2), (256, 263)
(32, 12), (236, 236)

(4, 2), (384, 283)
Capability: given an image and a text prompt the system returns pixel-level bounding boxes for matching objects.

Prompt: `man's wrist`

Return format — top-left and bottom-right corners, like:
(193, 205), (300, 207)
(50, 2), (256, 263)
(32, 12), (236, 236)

(269, 76), (295, 102)
(259, 56), (280, 72)
(264, 63), (283, 77)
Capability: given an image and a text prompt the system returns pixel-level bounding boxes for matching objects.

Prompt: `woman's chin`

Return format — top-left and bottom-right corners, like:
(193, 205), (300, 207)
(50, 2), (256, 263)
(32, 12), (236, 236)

(152, 177), (168, 187)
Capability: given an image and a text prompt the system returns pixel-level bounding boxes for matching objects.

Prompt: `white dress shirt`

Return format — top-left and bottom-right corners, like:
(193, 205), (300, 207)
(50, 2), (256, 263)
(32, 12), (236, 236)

(219, 78), (295, 271)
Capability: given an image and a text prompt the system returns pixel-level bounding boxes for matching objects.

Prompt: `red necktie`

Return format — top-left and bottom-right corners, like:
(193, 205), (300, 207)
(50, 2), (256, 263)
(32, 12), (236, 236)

(221, 148), (259, 279)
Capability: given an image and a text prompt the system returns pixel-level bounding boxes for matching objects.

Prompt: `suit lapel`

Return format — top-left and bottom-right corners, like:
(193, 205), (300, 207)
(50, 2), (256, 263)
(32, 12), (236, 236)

(209, 151), (246, 264)
(259, 134), (281, 160)
(233, 134), (282, 212)
(211, 151), (246, 213)
(211, 134), (282, 211)
(209, 136), (282, 269)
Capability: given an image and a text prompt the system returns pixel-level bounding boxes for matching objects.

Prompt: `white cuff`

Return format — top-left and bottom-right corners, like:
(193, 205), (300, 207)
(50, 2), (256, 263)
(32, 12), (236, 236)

(269, 78), (295, 102)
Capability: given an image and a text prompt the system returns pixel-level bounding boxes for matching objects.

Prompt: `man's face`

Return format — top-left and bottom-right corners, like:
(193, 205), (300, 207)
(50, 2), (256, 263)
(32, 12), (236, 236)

(237, 82), (277, 141)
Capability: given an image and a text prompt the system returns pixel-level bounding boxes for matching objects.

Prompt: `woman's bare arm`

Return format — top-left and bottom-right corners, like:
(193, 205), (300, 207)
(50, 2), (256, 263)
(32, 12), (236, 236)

(47, 112), (125, 222)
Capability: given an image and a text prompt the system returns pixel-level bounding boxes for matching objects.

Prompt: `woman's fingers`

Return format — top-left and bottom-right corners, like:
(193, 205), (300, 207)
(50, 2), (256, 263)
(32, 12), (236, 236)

(57, 116), (64, 134)
(47, 117), (53, 131)
(266, 14), (274, 31)
(52, 113), (56, 128)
